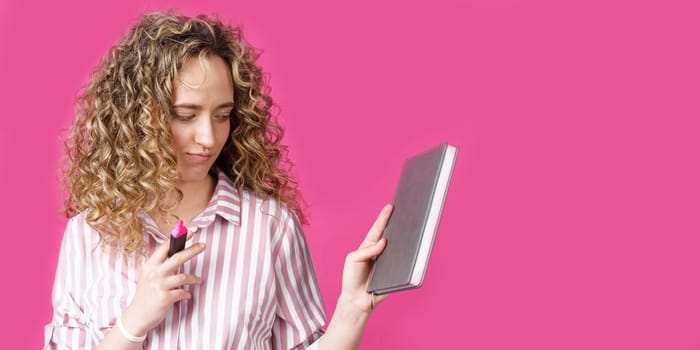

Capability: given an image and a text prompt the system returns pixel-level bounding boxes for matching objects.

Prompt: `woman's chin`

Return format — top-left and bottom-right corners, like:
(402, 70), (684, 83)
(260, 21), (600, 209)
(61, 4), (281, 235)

(176, 167), (214, 184)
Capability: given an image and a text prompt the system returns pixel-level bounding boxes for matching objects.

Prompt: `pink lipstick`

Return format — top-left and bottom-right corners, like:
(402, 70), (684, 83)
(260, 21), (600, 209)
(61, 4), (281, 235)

(168, 219), (188, 257)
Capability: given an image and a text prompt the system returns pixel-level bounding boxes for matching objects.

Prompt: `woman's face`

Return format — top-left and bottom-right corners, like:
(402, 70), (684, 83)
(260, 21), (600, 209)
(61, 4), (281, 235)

(170, 54), (233, 183)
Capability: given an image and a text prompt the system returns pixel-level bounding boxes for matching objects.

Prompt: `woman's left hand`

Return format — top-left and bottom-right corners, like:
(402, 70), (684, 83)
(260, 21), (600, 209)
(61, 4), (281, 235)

(339, 204), (394, 314)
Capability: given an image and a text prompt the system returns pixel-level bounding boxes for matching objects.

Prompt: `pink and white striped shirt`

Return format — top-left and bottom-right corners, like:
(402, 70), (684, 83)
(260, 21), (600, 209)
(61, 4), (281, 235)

(44, 171), (327, 349)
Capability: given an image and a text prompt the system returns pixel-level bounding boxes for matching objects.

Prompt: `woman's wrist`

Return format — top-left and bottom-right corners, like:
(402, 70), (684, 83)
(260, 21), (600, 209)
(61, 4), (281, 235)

(117, 317), (147, 342)
(336, 293), (372, 324)
(119, 307), (150, 338)
(318, 294), (372, 350)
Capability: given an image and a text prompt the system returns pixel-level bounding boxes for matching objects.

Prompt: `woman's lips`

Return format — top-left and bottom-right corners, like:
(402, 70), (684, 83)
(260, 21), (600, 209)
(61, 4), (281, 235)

(186, 152), (212, 162)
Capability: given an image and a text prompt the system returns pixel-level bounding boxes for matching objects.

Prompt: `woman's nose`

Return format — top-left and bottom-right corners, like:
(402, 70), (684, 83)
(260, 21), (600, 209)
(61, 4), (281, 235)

(193, 116), (215, 148)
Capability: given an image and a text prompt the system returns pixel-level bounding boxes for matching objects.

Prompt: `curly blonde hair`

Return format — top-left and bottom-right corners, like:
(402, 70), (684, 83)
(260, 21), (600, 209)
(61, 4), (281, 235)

(63, 11), (306, 255)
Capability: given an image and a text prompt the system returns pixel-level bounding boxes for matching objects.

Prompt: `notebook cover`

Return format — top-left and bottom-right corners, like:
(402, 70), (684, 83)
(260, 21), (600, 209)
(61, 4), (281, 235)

(367, 142), (457, 295)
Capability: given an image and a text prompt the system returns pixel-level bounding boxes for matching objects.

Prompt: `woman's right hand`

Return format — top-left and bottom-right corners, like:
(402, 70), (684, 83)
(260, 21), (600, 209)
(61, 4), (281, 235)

(119, 233), (205, 337)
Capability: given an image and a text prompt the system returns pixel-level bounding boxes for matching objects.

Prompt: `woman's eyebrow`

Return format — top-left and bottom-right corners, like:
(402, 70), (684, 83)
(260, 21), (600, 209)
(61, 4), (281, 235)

(216, 102), (235, 109)
(173, 102), (235, 110)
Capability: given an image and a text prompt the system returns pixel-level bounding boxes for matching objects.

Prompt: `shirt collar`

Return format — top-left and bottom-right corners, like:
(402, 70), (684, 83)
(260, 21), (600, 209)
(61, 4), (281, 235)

(189, 170), (242, 229)
(142, 170), (242, 242)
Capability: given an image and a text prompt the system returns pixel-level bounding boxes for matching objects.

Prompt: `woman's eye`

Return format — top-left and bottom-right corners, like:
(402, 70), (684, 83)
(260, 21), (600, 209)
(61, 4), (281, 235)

(173, 114), (195, 121)
(214, 114), (231, 122)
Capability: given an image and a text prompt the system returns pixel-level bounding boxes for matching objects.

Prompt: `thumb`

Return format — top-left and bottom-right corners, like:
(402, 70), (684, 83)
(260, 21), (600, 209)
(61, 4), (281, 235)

(147, 238), (170, 265)
(149, 230), (193, 265)
(348, 238), (387, 263)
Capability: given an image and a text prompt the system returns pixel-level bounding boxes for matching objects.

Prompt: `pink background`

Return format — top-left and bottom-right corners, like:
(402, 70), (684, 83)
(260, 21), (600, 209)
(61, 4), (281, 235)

(1, 0), (699, 349)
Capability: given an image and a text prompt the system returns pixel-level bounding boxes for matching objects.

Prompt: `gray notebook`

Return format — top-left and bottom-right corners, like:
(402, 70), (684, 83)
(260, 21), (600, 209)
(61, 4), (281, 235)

(367, 142), (458, 295)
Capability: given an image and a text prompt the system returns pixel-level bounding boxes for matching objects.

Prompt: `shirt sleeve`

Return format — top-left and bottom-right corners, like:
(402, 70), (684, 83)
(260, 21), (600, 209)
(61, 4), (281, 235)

(271, 208), (327, 350)
(44, 214), (101, 349)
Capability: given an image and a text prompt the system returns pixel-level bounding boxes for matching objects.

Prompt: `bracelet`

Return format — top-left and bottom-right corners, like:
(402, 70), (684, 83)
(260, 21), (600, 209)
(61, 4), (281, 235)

(117, 317), (147, 343)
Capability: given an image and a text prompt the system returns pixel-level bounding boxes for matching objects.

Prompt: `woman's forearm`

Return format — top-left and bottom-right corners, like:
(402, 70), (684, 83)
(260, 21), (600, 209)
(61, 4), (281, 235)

(317, 294), (372, 350)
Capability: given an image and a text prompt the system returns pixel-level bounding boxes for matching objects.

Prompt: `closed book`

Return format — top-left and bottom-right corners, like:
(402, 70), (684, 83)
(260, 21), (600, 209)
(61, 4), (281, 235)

(368, 142), (458, 295)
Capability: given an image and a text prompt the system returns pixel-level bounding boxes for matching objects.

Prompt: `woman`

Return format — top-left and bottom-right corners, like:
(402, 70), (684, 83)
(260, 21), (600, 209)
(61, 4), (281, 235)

(45, 11), (391, 349)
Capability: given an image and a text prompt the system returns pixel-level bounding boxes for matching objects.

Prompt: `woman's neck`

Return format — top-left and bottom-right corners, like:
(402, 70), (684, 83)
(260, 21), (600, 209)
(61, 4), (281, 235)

(175, 174), (216, 222)
(149, 174), (217, 233)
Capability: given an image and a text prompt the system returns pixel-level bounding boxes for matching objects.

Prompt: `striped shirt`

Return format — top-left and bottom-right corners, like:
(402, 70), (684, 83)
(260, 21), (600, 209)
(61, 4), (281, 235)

(44, 170), (327, 349)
